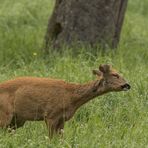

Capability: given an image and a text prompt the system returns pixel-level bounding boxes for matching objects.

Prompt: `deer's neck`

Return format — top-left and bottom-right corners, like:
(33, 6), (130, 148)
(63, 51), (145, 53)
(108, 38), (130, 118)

(71, 79), (107, 109)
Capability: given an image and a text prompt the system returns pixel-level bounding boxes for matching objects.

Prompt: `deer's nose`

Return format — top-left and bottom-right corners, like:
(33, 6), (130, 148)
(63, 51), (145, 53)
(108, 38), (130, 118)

(121, 83), (131, 91)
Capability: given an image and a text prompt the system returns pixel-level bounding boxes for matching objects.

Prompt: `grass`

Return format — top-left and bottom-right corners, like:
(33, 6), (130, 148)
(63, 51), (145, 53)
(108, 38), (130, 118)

(0, 0), (148, 147)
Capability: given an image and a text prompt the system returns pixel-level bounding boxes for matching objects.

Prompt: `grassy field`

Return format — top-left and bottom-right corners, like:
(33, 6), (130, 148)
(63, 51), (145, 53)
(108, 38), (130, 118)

(0, 0), (148, 147)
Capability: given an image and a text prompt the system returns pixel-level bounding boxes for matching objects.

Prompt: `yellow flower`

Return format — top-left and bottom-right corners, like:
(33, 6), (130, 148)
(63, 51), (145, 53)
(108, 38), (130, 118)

(33, 52), (37, 56)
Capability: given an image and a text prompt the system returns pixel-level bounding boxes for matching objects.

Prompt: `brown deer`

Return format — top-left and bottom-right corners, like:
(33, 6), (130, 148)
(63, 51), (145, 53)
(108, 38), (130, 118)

(0, 64), (130, 137)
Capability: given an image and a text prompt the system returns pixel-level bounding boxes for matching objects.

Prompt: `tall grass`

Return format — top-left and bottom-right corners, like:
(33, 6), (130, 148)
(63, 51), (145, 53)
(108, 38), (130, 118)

(0, 0), (148, 147)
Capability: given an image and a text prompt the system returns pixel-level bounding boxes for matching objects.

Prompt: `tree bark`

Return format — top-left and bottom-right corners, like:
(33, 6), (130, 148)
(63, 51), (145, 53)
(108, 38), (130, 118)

(45, 0), (128, 51)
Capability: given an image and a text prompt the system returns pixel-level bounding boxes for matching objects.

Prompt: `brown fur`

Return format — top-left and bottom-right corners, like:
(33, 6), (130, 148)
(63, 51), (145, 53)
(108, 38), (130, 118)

(0, 64), (130, 137)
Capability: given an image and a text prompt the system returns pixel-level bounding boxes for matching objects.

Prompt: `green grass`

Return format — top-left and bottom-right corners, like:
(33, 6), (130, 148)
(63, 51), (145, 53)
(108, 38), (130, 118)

(0, 0), (148, 147)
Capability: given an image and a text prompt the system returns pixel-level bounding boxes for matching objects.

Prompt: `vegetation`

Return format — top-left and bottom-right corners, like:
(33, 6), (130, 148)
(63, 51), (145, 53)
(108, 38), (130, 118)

(0, 0), (148, 147)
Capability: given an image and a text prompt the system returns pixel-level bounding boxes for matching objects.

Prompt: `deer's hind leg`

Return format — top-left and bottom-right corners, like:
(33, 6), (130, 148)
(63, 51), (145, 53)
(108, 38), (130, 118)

(0, 108), (13, 129)
(0, 94), (13, 129)
(9, 116), (25, 130)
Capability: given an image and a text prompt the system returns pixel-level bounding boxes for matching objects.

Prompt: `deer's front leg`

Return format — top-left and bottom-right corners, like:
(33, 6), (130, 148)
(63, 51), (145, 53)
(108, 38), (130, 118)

(55, 118), (64, 136)
(45, 117), (65, 138)
(45, 118), (56, 138)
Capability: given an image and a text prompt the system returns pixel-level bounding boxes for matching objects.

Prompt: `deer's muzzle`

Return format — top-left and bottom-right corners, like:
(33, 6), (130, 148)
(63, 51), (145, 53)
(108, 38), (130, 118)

(121, 83), (131, 91)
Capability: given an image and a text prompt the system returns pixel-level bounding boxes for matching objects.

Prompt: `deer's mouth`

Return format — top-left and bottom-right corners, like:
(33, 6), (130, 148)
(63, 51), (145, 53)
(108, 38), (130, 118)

(121, 83), (131, 91)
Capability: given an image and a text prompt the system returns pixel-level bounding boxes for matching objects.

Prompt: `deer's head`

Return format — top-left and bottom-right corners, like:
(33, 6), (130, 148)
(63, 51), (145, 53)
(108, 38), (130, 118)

(93, 64), (131, 92)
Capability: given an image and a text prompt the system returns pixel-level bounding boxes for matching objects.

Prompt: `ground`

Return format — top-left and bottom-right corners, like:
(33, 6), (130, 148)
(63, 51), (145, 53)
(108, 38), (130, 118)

(0, 0), (148, 147)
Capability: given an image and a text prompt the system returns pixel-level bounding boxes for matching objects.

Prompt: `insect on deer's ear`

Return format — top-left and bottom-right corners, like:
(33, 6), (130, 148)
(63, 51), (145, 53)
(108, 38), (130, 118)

(92, 69), (102, 76)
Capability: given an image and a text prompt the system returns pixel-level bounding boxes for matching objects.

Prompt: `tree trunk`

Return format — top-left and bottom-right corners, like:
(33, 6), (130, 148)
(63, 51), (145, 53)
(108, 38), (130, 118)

(45, 0), (128, 51)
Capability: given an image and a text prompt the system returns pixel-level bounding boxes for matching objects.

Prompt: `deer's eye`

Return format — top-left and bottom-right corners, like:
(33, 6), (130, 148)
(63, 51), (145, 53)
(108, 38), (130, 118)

(112, 74), (119, 78)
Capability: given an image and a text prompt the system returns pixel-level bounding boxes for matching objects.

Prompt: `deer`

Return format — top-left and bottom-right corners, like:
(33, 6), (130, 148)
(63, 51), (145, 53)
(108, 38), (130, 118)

(0, 64), (130, 138)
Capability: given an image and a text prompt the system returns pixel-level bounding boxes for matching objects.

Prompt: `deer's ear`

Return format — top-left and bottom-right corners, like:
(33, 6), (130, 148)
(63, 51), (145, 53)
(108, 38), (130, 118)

(99, 64), (111, 73)
(92, 69), (102, 76)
